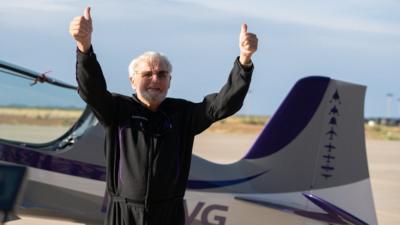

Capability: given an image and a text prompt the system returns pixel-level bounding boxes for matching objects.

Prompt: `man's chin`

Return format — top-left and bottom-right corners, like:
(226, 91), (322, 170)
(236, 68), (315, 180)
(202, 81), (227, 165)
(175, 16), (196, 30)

(147, 89), (162, 96)
(142, 91), (167, 104)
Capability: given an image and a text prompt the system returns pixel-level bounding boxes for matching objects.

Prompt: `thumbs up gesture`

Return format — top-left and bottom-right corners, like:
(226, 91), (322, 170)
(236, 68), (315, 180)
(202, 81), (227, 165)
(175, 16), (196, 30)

(69, 7), (93, 53)
(239, 24), (258, 66)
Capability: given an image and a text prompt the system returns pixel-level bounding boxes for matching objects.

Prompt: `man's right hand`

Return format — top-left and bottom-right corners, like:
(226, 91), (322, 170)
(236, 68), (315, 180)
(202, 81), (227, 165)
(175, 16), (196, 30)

(69, 7), (93, 53)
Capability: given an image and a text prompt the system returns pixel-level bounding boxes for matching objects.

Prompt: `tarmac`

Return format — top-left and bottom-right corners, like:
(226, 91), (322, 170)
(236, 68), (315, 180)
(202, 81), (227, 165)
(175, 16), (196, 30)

(6, 132), (400, 225)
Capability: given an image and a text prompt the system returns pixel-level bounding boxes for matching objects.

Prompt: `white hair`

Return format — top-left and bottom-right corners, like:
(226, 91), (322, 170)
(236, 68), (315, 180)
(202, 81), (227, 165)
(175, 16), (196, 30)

(128, 51), (172, 79)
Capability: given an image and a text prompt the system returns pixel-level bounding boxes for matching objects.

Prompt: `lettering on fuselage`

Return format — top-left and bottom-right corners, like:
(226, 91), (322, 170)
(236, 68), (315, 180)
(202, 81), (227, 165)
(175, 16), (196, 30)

(184, 200), (229, 225)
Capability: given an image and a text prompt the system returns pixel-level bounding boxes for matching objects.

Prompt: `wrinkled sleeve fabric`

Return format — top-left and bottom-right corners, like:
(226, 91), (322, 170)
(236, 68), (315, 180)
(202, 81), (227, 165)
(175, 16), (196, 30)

(190, 57), (253, 135)
(75, 47), (115, 126)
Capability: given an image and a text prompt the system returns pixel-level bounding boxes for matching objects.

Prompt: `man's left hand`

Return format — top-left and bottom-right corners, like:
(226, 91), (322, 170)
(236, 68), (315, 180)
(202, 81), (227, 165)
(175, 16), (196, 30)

(239, 24), (258, 66)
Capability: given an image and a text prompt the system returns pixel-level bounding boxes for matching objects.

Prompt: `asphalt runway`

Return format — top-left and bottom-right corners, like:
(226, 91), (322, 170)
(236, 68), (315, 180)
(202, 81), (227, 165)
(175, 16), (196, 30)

(5, 132), (400, 225)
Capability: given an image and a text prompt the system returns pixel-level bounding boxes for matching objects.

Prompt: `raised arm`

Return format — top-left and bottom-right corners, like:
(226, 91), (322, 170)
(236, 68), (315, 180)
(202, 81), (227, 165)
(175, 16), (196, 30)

(69, 7), (115, 126)
(190, 24), (258, 134)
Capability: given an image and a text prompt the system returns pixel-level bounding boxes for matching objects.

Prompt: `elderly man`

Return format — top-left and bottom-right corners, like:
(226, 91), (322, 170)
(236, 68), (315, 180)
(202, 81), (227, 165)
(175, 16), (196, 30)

(69, 6), (258, 225)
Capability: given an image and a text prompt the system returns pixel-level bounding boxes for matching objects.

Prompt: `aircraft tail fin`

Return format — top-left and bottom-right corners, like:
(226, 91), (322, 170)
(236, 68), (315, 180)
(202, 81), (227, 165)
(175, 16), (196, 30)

(242, 76), (370, 190)
(239, 76), (377, 224)
(189, 76), (377, 224)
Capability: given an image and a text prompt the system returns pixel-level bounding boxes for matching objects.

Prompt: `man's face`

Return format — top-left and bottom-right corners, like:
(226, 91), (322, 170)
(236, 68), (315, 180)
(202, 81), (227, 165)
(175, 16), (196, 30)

(131, 58), (171, 108)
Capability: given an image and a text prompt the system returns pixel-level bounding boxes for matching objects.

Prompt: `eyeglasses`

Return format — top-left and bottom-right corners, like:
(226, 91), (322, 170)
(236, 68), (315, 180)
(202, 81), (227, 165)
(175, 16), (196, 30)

(136, 71), (170, 80)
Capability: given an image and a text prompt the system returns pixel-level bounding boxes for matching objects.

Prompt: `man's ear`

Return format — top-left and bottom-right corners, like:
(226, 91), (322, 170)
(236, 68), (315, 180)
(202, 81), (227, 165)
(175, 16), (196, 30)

(129, 76), (136, 89)
(168, 75), (172, 88)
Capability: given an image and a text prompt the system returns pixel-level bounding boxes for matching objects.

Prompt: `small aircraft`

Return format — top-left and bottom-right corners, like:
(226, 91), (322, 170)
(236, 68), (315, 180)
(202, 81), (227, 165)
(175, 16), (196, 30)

(0, 59), (377, 225)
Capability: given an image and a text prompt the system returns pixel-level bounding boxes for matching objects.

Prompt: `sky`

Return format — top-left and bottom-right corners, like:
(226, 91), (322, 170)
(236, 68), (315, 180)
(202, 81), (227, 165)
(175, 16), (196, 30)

(0, 0), (399, 117)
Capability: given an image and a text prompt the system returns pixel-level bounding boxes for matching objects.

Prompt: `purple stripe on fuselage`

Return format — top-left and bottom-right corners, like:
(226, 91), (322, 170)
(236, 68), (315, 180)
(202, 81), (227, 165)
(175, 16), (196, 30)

(236, 192), (369, 225)
(235, 196), (342, 224)
(187, 170), (268, 189)
(0, 142), (106, 181)
(0, 142), (266, 191)
(244, 76), (330, 159)
(303, 193), (369, 225)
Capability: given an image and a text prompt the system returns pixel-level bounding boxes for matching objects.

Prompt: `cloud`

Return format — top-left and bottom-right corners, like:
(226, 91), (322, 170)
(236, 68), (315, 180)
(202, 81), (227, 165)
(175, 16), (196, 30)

(176, 0), (400, 36)
(0, 0), (78, 12)
(2, 0), (398, 36)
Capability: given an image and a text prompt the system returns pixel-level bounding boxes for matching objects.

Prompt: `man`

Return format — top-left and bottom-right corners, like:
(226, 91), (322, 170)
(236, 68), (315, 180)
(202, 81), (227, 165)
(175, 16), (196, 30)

(69, 6), (258, 225)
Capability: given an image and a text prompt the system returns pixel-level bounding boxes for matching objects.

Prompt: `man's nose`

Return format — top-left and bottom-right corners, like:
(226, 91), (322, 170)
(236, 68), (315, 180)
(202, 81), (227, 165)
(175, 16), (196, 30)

(150, 74), (160, 82)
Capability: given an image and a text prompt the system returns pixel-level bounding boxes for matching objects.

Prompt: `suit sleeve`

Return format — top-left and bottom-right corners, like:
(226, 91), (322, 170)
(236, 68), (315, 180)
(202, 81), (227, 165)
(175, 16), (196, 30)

(190, 57), (253, 135)
(75, 47), (115, 126)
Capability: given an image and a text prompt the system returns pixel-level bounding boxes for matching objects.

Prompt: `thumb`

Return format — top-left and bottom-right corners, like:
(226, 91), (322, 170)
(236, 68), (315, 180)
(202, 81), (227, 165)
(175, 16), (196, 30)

(84, 6), (91, 20)
(241, 23), (248, 35)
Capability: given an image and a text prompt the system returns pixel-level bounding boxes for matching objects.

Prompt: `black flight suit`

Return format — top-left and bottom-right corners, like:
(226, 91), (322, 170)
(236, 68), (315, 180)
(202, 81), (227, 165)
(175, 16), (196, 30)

(75, 47), (253, 225)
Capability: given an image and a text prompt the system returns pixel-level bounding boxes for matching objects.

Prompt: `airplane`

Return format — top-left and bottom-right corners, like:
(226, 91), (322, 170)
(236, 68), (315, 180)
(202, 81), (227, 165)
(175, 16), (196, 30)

(329, 117), (337, 126)
(324, 143), (336, 152)
(0, 59), (378, 225)
(325, 127), (338, 140)
(329, 105), (340, 116)
(322, 154), (335, 163)
(330, 90), (342, 104)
